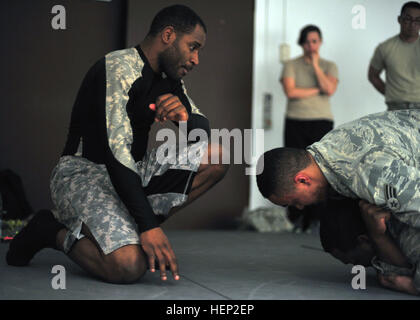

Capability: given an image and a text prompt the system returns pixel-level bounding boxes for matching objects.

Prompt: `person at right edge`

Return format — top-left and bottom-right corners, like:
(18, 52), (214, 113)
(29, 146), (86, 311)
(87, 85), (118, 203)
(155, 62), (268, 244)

(368, 1), (420, 111)
(280, 25), (339, 232)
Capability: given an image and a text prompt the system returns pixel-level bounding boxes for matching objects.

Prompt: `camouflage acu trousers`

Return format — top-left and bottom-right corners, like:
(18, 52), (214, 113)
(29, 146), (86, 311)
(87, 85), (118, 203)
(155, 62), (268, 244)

(50, 141), (207, 254)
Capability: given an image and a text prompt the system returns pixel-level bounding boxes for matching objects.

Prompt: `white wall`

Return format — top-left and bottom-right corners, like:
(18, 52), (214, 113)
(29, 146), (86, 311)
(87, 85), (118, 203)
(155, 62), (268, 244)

(250, 0), (407, 210)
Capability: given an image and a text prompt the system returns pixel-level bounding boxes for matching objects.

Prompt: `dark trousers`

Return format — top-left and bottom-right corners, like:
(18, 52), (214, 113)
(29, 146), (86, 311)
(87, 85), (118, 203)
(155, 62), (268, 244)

(285, 118), (333, 149)
(284, 118), (333, 231)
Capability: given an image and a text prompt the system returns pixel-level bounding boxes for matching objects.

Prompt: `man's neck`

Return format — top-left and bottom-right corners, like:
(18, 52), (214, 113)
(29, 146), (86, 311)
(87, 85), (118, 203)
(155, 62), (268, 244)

(139, 38), (160, 73)
(399, 33), (419, 43)
(307, 153), (328, 187)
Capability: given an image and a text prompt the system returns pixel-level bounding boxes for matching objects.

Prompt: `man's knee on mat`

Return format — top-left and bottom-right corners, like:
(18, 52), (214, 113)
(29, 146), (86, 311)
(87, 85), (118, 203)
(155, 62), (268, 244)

(103, 245), (147, 284)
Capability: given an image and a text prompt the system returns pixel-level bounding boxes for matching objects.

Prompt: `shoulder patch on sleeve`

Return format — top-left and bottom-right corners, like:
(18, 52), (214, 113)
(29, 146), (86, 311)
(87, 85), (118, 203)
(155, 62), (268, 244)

(385, 184), (401, 211)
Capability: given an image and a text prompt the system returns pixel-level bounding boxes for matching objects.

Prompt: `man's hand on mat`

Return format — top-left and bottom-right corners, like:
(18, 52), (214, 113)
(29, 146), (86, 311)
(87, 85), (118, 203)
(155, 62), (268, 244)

(359, 200), (390, 239)
(140, 227), (180, 281)
(377, 273), (419, 295)
(150, 93), (189, 123)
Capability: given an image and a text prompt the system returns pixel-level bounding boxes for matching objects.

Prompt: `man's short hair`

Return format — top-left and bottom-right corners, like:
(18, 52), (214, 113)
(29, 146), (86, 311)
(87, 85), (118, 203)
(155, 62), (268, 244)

(319, 198), (367, 253)
(256, 148), (311, 199)
(147, 4), (207, 37)
(401, 1), (420, 15)
(298, 25), (323, 46)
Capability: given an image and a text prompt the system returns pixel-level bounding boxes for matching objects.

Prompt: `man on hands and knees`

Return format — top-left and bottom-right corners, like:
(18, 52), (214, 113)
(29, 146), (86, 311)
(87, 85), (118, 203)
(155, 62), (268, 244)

(6, 5), (228, 284)
(256, 109), (420, 294)
(319, 198), (419, 296)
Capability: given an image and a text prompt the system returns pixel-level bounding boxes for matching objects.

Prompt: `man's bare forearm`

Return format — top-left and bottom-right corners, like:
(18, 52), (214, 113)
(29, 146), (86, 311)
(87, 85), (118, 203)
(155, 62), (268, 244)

(370, 234), (411, 268)
(368, 68), (385, 95)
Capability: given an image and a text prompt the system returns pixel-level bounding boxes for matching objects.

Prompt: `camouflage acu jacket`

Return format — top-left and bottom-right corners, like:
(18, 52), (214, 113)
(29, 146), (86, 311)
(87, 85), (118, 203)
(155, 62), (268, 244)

(308, 110), (420, 290)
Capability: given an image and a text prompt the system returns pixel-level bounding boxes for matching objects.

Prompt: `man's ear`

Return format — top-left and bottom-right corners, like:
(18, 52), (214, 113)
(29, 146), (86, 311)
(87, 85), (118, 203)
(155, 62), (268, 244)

(161, 26), (176, 45)
(294, 172), (311, 186)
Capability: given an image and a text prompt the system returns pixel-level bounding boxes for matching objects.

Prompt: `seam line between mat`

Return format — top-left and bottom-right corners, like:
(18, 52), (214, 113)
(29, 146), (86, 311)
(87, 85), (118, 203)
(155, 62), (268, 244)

(180, 274), (232, 300)
(300, 244), (324, 252)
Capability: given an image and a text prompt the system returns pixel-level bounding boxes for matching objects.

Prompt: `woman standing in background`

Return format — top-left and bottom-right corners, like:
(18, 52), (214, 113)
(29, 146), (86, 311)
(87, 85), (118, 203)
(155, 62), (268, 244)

(280, 25), (339, 231)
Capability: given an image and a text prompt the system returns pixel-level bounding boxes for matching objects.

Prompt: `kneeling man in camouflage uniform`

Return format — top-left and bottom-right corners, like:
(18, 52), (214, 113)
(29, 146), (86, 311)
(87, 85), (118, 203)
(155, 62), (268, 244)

(256, 109), (420, 295)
